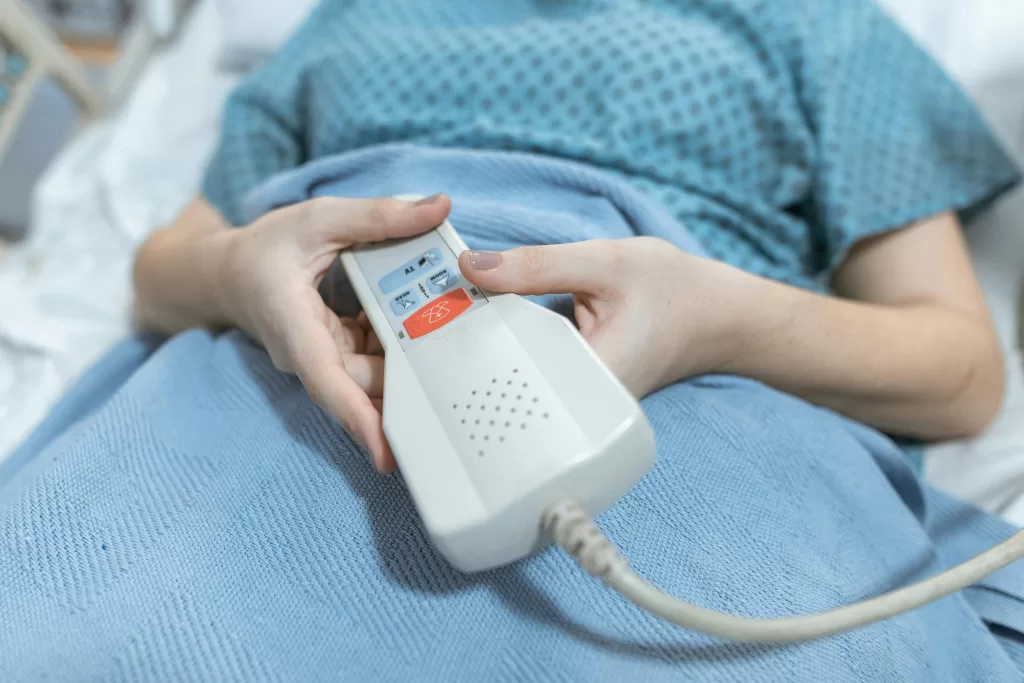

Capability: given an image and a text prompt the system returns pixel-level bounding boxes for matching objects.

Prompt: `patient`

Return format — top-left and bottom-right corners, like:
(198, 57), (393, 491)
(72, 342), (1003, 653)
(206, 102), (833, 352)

(3, 0), (1024, 680)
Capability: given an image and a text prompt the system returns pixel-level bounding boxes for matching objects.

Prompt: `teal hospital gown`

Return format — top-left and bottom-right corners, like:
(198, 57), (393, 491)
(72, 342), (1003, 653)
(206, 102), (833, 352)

(203, 0), (1020, 292)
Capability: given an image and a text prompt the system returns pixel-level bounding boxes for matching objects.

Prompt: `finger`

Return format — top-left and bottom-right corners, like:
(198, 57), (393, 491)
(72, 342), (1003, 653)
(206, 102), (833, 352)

(357, 407), (397, 474)
(458, 241), (616, 296)
(296, 194), (452, 248)
(365, 326), (384, 356)
(321, 315), (365, 355)
(283, 312), (392, 470)
(362, 401), (393, 473)
(342, 353), (385, 398)
(336, 317), (366, 355)
(356, 311), (371, 331)
(300, 360), (389, 468)
(356, 311), (384, 356)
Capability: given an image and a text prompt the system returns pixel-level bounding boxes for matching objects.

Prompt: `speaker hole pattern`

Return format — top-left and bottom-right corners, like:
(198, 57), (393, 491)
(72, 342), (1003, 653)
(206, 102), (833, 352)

(449, 369), (548, 456)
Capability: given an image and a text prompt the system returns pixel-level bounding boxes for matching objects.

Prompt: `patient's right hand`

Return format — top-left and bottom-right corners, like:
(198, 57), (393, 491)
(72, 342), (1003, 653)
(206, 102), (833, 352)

(216, 194), (451, 473)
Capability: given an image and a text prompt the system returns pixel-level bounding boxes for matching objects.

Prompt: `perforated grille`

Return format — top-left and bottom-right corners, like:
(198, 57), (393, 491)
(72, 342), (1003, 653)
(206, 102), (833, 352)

(450, 368), (550, 457)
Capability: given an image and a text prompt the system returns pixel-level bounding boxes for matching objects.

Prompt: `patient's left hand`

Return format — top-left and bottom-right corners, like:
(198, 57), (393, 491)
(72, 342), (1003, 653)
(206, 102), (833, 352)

(217, 194), (452, 473)
(459, 237), (744, 398)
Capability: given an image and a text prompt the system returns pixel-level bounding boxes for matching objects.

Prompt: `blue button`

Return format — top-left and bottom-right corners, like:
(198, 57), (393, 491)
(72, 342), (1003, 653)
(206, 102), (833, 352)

(426, 268), (459, 295)
(390, 289), (420, 316)
(379, 248), (444, 294)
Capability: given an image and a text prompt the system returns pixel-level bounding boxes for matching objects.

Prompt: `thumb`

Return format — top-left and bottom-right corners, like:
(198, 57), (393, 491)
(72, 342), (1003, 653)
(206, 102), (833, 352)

(458, 241), (615, 296)
(294, 194), (452, 248)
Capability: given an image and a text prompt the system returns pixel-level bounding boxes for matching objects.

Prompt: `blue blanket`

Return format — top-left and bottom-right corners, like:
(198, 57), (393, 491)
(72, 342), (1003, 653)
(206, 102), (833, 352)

(2, 146), (1024, 681)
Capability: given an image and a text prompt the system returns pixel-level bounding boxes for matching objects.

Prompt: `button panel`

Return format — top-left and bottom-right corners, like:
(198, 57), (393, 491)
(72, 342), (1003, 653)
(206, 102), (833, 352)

(347, 224), (488, 349)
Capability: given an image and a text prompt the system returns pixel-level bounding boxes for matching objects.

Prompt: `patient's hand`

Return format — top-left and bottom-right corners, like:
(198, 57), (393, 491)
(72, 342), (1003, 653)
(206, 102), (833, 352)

(458, 237), (738, 398)
(218, 195), (452, 472)
(459, 213), (1005, 441)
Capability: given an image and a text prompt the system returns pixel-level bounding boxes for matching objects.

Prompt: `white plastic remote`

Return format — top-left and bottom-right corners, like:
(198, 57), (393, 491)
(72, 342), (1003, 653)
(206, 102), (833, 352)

(339, 197), (656, 572)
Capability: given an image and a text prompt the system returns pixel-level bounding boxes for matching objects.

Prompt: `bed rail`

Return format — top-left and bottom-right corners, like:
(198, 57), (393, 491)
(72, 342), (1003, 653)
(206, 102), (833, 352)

(0, 0), (191, 162)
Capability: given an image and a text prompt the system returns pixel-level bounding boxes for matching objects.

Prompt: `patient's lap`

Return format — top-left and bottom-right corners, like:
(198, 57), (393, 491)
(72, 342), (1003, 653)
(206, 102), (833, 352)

(0, 329), (1018, 681)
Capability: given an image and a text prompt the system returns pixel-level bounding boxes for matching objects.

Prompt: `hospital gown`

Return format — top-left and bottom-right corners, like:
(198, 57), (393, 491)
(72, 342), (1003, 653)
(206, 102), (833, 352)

(2, 0), (1023, 681)
(205, 0), (1019, 291)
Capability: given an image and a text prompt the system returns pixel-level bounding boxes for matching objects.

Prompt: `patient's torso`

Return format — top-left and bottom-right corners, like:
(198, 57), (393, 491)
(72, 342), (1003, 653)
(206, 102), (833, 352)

(204, 0), (1018, 291)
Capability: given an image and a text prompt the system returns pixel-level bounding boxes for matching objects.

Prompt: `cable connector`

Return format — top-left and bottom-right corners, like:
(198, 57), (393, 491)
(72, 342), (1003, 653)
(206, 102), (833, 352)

(542, 499), (629, 581)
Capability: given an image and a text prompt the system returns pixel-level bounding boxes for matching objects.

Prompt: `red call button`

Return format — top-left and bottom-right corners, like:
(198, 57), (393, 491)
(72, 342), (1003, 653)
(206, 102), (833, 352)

(403, 288), (474, 339)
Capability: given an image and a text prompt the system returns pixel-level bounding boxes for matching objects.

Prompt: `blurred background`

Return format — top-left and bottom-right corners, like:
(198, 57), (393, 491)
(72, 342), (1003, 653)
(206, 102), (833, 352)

(1, 0), (134, 235)
(0, 0), (1022, 520)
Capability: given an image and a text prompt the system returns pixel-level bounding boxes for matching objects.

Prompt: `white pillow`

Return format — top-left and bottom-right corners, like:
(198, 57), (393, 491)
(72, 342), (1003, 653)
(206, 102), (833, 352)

(878, 0), (1024, 108)
(212, 0), (319, 71)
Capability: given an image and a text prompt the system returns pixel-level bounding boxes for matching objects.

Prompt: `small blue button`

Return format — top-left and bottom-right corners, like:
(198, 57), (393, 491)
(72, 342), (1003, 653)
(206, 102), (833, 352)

(426, 268), (459, 295)
(379, 248), (444, 294)
(390, 289), (420, 316)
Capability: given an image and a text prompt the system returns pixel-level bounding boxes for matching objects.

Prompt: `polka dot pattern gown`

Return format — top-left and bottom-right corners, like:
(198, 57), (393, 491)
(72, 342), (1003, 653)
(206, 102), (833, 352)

(203, 0), (1020, 291)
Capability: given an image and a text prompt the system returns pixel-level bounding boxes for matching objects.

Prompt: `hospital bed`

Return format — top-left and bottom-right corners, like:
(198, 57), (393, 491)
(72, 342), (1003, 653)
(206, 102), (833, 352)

(0, 0), (104, 160)
(1, 0), (1022, 523)
(0, 0), (194, 161)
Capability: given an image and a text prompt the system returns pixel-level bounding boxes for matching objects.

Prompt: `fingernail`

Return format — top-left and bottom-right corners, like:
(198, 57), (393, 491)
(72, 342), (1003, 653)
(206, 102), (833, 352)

(468, 250), (501, 270)
(414, 193), (443, 206)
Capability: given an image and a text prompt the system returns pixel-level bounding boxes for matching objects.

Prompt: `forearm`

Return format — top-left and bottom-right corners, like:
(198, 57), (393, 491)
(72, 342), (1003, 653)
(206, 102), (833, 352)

(691, 267), (1004, 441)
(131, 199), (236, 334)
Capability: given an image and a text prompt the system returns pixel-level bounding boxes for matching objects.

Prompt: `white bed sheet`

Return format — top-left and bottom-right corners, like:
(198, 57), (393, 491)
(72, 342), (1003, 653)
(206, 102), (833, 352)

(0, 0), (238, 459)
(1, 0), (1023, 526)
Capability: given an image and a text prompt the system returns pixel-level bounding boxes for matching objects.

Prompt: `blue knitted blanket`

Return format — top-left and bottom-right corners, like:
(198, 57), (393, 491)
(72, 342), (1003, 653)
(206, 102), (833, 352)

(2, 146), (1024, 681)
